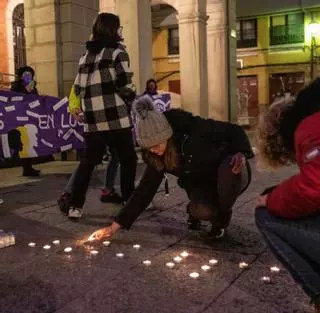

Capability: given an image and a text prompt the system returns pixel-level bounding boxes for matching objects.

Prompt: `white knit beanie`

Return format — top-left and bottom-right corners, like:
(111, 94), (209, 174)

(134, 95), (173, 148)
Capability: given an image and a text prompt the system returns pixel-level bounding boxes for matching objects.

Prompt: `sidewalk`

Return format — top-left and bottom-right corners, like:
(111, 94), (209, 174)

(0, 160), (311, 313)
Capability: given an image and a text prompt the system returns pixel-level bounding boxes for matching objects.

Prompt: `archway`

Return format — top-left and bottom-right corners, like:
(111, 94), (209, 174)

(6, 0), (25, 75)
(151, 3), (180, 96)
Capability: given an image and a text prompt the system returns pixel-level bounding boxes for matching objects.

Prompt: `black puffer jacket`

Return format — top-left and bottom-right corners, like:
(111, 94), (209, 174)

(115, 109), (253, 229)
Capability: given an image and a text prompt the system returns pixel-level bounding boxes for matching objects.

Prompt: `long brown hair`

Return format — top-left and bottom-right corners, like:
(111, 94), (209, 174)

(143, 137), (179, 172)
(256, 96), (296, 169)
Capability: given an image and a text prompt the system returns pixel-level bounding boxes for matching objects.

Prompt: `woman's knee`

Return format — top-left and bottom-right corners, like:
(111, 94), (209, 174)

(188, 203), (214, 221)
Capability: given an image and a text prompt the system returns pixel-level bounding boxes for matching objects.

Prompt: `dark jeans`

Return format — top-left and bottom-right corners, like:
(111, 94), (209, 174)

(187, 156), (249, 228)
(255, 207), (320, 301)
(69, 128), (136, 208)
(65, 147), (119, 194)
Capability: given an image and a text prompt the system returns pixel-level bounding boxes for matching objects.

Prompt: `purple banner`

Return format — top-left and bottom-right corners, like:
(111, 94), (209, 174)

(0, 90), (84, 159)
(0, 90), (171, 159)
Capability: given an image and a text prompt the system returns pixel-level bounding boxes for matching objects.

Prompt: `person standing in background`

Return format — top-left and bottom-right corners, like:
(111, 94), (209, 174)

(143, 78), (158, 96)
(11, 66), (41, 177)
(66, 13), (137, 219)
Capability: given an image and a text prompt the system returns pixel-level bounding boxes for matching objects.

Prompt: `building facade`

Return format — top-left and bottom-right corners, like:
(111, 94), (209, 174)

(151, 1), (320, 127)
(0, 0), (238, 122)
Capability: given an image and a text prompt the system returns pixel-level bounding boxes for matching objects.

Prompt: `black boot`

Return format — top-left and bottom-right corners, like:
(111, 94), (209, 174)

(187, 215), (201, 230)
(57, 192), (72, 214)
(207, 226), (226, 240)
(23, 167), (40, 177)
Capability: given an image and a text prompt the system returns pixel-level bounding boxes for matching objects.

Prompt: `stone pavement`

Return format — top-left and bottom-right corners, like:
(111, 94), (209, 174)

(0, 160), (312, 313)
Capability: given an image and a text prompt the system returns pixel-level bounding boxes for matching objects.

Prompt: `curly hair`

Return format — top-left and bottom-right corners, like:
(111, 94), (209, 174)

(256, 96), (296, 169)
(256, 77), (320, 169)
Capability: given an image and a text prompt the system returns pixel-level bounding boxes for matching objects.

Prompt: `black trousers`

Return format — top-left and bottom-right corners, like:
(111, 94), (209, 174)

(187, 156), (249, 228)
(69, 128), (137, 208)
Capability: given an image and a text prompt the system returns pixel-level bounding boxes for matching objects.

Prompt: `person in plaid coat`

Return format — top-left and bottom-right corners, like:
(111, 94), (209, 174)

(67, 13), (137, 219)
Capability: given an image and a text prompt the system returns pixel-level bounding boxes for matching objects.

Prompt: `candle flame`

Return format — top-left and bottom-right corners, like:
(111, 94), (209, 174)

(189, 272), (199, 278)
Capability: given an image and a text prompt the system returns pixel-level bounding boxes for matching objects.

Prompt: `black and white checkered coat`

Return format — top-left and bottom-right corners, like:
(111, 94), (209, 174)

(74, 41), (135, 133)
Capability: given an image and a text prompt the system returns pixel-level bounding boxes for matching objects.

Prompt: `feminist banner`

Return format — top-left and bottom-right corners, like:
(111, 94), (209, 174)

(0, 90), (84, 159)
(0, 91), (171, 159)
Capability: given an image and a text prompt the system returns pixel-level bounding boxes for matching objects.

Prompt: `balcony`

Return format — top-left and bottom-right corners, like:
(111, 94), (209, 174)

(270, 24), (304, 46)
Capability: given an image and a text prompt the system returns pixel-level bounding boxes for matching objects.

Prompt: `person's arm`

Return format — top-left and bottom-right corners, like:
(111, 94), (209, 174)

(114, 49), (136, 103)
(164, 109), (254, 158)
(114, 164), (164, 229)
(267, 135), (320, 218)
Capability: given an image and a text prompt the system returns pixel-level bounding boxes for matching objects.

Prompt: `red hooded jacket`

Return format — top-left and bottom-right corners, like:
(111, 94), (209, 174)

(267, 111), (320, 219)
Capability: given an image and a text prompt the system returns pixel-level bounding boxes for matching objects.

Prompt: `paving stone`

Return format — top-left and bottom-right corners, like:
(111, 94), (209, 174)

(0, 160), (312, 312)
(56, 248), (255, 313)
(0, 257), (118, 313)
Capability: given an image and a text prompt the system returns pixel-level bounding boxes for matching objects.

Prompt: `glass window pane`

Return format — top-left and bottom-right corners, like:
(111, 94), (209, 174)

(242, 20), (256, 40)
(288, 13), (304, 25)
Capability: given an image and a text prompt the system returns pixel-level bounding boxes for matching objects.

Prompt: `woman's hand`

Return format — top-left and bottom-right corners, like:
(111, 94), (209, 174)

(88, 222), (121, 241)
(257, 195), (268, 208)
(230, 152), (246, 174)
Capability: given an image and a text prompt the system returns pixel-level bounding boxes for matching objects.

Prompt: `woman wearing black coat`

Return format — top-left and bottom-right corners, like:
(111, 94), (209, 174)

(11, 66), (40, 177)
(90, 96), (254, 241)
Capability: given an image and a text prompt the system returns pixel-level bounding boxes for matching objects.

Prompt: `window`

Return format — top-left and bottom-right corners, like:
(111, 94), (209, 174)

(168, 28), (179, 55)
(270, 13), (304, 46)
(12, 3), (26, 72)
(237, 19), (257, 49)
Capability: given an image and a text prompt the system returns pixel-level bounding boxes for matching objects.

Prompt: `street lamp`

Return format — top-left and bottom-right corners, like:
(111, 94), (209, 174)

(307, 18), (320, 80)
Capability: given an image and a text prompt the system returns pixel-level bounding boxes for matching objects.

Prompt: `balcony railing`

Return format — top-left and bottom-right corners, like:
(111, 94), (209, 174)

(270, 24), (304, 46)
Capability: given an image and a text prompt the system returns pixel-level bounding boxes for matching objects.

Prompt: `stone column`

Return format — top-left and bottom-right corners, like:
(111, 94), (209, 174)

(207, 0), (237, 122)
(24, 0), (99, 97)
(115, 0), (153, 94)
(177, 0), (208, 117)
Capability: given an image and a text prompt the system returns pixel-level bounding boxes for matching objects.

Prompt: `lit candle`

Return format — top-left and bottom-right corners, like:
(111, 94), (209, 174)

(133, 244), (141, 250)
(116, 253), (124, 258)
(189, 272), (199, 279)
(52, 240), (60, 245)
(43, 245), (51, 250)
(209, 259), (218, 265)
(201, 265), (211, 272)
(143, 260), (151, 266)
(28, 242), (36, 247)
(173, 256), (183, 263)
(261, 276), (271, 283)
(64, 247), (72, 253)
(103, 241), (111, 246)
(239, 262), (249, 269)
(166, 262), (175, 268)
(180, 251), (189, 258)
(270, 266), (280, 273)
(90, 250), (99, 255)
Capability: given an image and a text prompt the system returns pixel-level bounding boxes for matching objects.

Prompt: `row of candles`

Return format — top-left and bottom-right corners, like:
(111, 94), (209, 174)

(27, 240), (280, 282)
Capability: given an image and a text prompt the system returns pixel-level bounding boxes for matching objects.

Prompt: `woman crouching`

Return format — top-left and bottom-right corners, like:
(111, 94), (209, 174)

(255, 78), (320, 312)
(90, 96), (253, 241)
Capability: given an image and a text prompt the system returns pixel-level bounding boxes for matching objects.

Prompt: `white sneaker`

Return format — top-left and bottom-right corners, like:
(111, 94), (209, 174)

(68, 208), (82, 219)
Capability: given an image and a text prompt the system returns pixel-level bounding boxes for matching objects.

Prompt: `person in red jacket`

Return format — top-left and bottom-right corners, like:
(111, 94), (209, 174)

(255, 78), (320, 312)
